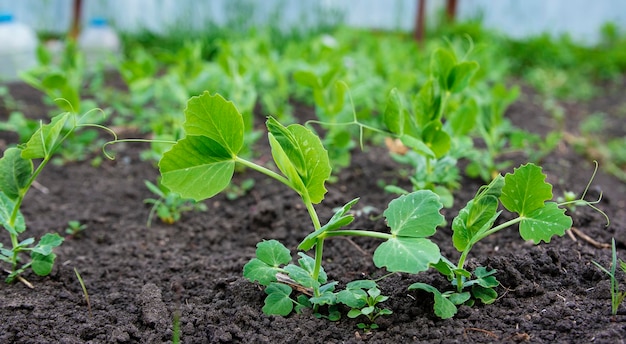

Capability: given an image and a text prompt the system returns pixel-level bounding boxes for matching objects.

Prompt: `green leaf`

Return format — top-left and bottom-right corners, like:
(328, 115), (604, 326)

(159, 135), (235, 201)
(471, 285), (498, 304)
(30, 233), (64, 255)
(284, 264), (319, 289)
(266, 117), (331, 204)
(243, 259), (279, 286)
(448, 61), (479, 93)
(255, 239), (292, 266)
(422, 120), (451, 158)
(182, 92), (244, 156)
(448, 98), (478, 136)
(452, 197), (500, 252)
(383, 88), (404, 135)
(374, 237), (440, 274)
(243, 240), (292, 286)
(430, 49), (456, 91)
(293, 70), (321, 89)
(0, 147), (33, 200)
(519, 202), (572, 243)
(413, 80), (440, 127)
(408, 282), (457, 319)
(31, 252), (56, 276)
(299, 198), (359, 250)
(500, 164), (553, 216)
(0, 192), (25, 235)
(400, 135), (435, 158)
(384, 190), (444, 238)
(21, 112), (71, 159)
(263, 283), (293, 316)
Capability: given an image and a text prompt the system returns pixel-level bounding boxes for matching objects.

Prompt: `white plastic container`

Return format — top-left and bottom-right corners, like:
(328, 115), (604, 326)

(0, 13), (38, 81)
(78, 17), (120, 70)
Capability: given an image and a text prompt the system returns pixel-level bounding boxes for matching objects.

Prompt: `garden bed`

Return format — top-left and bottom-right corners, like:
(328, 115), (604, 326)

(1, 77), (626, 343)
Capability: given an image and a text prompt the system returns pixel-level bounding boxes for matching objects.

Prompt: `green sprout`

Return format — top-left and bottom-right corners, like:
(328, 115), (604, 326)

(593, 238), (626, 317)
(144, 179), (208, 226)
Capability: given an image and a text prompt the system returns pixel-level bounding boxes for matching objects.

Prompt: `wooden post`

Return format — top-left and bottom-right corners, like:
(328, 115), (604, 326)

(446, 0), (458, 22)
(69, 0), (83, 40)
(414, 0), (426, 43)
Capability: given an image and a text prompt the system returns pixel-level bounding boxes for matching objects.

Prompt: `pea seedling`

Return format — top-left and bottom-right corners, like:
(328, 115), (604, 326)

(158, 92), (605, 324)
(159, 92), (443, 324)
(0, 109), (113, 283)
(593, 238), (626, 317)
(410, 163), (606, 318)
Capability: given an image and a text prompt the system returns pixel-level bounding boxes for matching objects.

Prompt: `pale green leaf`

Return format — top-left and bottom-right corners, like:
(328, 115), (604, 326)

(448, 98), (478, 136)
(448, 61), (479, 93)
(267, 117), (331, 204)
(263, 283), (293, 316)
(452, 197), (500, 252)
(373, 237), (440, 273)
(256, 239), (292, 266)
(0, 192), (25, 234)
(500, 164), (553, 216)
(408, 282), (457, 319)
(519, 202), (572, 243)
(182, 92), (244, 156)
(159, 135), (235, 201)
(31, 252), (56, 276)
(243, 258), (280, 286)
(21, 112), (71, 159)
(421, 120), (451, 158)
(430, 49), (456, 91)
(299, 198), (358, 250)
(383, 88), (404, 135)
(384, 190), (444, 238)
(30, 233), (64, 255)
(0, 147), (33, 200)
(284, 264), (319, 289)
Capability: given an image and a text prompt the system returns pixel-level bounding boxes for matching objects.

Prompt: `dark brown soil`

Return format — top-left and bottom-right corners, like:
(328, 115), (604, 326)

(1, 77), (626, 344)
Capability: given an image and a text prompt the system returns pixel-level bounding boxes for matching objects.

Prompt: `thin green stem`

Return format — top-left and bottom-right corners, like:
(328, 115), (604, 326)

(235, 157), (293, 190)
(324, 230), (393, 241)
(455, 217), (523, 292)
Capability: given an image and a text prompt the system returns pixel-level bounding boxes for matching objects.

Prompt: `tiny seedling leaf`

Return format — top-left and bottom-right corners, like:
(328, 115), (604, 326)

(284, 264), (320, 289)
(183, 92), (244, 156)
(519, 202), (572, 243)
(298, 198), (359, 250)
(31, 252), (56, 276)
(263, 282), (293, 316)
(500, 164), (553, 216)
(243, 240), (292, 285)
(471, 285), (498, 304)
(0, 192), (25, 234)
(159, 135), (236, 201)
(30, 233), (64, 255)
(0, 147), (33, 200)
(408, 282), (457, 319)
(255, 239), (292, 266)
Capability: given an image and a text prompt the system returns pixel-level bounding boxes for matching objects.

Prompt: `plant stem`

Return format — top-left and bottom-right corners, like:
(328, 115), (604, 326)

(324, 230), (393, 241)
(455, 216), (523, 291)
(235, 157), (292, 189)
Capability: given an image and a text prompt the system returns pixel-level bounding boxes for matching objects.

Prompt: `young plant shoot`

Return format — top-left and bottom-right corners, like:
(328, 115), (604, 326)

(0, 109), (112, 283)
(158, 92), (604, 323)
(158, 92), (443, 324)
